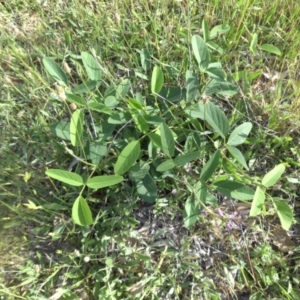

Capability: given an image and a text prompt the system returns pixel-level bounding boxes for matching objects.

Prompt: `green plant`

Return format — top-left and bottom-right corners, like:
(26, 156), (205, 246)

(43, 27), (293, 231)
(2, 1), (300, 299)
(249, 163), (293, 230)
(250, 32), (282, 56)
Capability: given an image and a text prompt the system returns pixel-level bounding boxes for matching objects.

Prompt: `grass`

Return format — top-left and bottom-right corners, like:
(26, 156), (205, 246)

(1, 0), (300, 299)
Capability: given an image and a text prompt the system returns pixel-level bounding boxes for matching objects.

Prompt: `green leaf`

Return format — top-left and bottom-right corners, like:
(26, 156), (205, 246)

(128, 100), (149, 133)
(205, 66), (226, 79)
(42, 57), (68, 86)
(186, 70), (199, 102)
(136, 174), (157, 203)
(66, 93), (86, 106)
(70, 109), (84, 146)
(262, 164), (285, 188)
(151, 66), (164, 94)
(206, 41), (224, 54)
(250, 33), (258, 55)
(204, 78), (237, 97)
(116, 79), (130, 100)
(145, 116), (164, 125)
(72, 196), (93, 226)
(156, 159), (175, 172)
(227, 122), (253, 146)
(214, 180), (255, 200)
(160, 123), (175, 157)
(133, 114), (149, 134)
(249, 186), (265, 216)
(198, 101), (229, 138)
(140, 49), (151, 72)
(108, 112), (132, 124)
(135, 71), (148, 80)
(86, 175), (123, 189)
(184, 196), (200, 228)
(128, 98), (144, 110)
(88, 102), (113, 115)
(202, 19), (209, 42)
(209, 24), (230, 39)
(81, 52), (102, 81)
(191, 35), (210, 71)
(72, 80), (99, 94)
(274, 201), (293, 230)
(104, 84), (116, 97)
(226, 145), (249, 170)
(46, 169), (83, 186)
(260, 44), (282, 56)
(97, 121), (115, 140)
(195, 181), (207, 204)
(174, 151), (201, 167)
(160, 86), (186, 103)
(200, 150), (220, 181)
(206, 193), (218, 205)
(88, 142), (106, 164)
(136, 92), (145, 106)
(105, 96), (119, 108)
(129, 161), (150, 182)
(114, 141), (141, 175)
(105, 257), (114, 268)
(148, 132), (162, 149)
(49, 121), (70, 140)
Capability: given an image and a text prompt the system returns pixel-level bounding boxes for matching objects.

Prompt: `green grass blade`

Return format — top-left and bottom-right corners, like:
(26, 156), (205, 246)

(202, 19), (209, 42)
(250, 33), (258, 55)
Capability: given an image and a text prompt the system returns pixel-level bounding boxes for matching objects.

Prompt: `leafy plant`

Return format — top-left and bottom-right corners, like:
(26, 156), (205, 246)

(250, 32), (282, 56)
(43, 29), (292, 230)
(250, 163), (293, 230)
